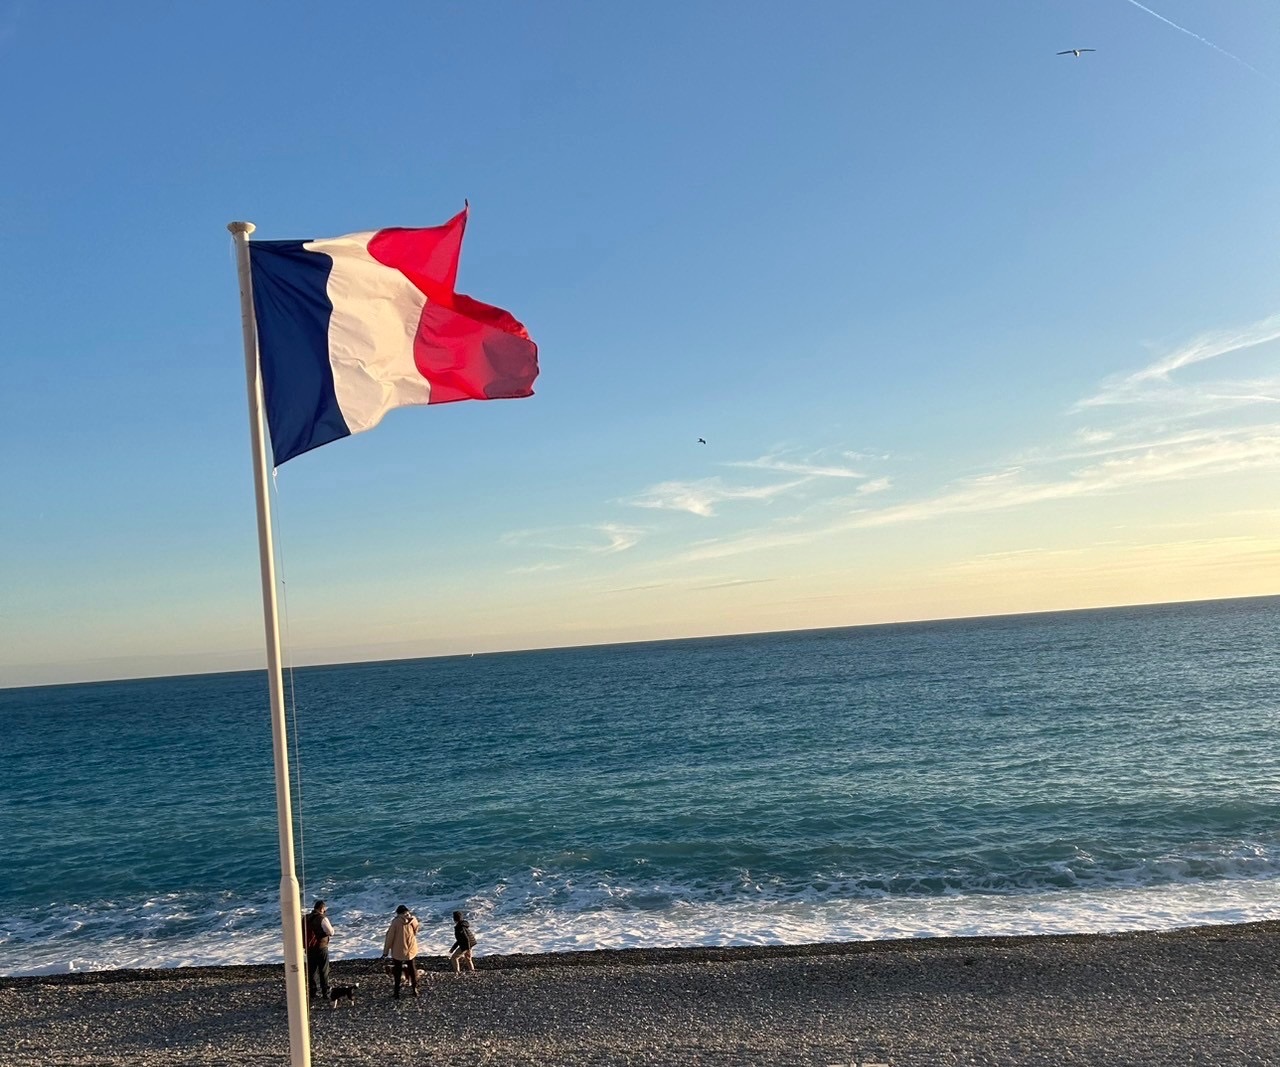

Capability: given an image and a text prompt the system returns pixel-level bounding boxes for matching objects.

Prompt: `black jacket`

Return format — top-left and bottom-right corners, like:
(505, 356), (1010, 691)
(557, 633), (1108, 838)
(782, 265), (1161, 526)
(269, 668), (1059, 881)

(452, 919), (476, 951)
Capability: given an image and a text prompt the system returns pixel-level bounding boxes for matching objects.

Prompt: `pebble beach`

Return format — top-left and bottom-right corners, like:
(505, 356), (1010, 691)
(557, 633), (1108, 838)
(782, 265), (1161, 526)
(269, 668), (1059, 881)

(2, 921), (1277, 1066)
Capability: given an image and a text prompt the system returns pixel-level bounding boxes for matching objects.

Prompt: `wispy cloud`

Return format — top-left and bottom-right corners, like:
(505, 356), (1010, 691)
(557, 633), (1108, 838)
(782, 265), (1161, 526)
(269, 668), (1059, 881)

(627, 477), (807, 517)
(502, 522), (643, 556)
(694, 577), (776, 590)
(846, 313), (1280, 540)
(509, 562), (567, 575)
(848, 429), (1280, 530)
(681, 527), (831, 563)
(1204, 389), (1280, 405)
(679, 427), (1280, 562)
(1029, 427), (1253, 465)
(628, 448), (892, 518)
(942, 533), (1279, 581)
(600, 576), (777, 595)
(729, 453), (867, 479)
(596, 523), (643, 553)
(1078, 312), (1280, 409)
(601, 312), (1279, 574)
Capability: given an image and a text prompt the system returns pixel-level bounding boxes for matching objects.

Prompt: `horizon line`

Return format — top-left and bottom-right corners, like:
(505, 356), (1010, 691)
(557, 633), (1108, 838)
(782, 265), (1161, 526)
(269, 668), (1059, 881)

(4, 590), (1277, 693)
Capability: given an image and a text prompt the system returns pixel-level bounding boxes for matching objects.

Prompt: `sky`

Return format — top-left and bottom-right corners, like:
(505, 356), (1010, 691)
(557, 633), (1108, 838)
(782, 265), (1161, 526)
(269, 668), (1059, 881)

(2, 0), (1278, 687)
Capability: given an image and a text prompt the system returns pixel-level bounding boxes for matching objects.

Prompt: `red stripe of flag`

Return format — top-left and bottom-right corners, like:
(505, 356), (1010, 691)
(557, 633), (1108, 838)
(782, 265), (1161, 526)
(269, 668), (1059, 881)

(367, 207), (539, 404)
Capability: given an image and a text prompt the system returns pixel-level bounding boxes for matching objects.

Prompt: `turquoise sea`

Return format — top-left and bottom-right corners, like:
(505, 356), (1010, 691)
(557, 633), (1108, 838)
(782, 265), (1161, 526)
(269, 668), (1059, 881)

(2, 596), (1278, 977)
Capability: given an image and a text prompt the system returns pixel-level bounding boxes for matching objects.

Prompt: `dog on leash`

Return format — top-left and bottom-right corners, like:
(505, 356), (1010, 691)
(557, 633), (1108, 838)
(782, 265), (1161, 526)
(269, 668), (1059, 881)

(328, 983), (358, 1009)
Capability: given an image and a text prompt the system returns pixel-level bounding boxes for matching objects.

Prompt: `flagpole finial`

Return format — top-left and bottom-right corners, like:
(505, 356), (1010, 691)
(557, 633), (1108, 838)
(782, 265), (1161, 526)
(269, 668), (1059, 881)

(228, 221), (256, 236)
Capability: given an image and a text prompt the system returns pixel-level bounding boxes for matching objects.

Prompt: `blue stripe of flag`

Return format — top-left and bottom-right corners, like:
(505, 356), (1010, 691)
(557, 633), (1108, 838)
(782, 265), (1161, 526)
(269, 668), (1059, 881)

(249, 241), (351, 465)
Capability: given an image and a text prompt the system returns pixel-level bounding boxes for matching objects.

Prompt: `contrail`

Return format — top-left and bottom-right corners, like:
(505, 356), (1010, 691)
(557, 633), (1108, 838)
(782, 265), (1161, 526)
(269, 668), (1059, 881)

(1120, 0), (1274, 83)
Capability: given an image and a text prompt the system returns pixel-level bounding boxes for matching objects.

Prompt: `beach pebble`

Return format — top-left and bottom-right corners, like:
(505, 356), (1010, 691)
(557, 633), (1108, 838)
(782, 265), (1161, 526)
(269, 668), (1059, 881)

(1, 924), (1279, 1065)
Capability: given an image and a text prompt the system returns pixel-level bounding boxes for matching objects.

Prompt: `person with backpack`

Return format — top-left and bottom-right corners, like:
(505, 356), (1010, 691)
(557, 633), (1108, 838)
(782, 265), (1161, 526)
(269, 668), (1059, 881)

(450, 910), (477, 974)
(303, 899), (334, 1005)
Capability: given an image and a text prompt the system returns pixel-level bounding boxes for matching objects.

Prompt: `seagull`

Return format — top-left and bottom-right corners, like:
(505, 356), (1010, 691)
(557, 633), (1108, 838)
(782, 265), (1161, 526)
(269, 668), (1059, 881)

(1057, 48), (1096, 57)
(697, 438), (706, 445)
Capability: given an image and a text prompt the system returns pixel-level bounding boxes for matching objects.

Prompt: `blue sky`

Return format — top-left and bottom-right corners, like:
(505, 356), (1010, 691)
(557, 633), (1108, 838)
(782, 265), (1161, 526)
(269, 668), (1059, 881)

(2, 0), (1278, 686)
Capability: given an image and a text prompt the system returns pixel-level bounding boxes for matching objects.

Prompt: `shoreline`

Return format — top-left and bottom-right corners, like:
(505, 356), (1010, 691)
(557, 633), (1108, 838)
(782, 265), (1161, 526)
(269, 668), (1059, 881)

(4, 918), (1278, 988)
(2, 921), (1278, 1065)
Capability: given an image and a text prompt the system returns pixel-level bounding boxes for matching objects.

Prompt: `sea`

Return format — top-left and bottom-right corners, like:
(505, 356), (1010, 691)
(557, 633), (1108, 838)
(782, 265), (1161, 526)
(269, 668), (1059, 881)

(2, 596), (1278, 978)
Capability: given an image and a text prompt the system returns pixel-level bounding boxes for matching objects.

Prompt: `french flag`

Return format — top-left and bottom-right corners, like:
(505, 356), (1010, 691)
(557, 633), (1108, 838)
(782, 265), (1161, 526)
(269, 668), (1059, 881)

(248, 206), (539, 465)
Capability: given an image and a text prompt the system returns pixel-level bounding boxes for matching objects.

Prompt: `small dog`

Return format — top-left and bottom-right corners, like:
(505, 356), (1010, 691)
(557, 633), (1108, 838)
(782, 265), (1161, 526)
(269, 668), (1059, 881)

(328, 983), (358, 1009)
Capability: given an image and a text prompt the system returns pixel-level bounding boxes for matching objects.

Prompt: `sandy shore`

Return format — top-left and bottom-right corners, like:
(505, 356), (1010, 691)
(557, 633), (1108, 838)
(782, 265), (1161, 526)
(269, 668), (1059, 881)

(1, 922), (1277, 1066)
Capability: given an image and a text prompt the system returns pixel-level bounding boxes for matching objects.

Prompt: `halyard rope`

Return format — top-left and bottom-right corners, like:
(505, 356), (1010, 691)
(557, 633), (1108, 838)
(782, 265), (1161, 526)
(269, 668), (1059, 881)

(270, 466), (308, 901)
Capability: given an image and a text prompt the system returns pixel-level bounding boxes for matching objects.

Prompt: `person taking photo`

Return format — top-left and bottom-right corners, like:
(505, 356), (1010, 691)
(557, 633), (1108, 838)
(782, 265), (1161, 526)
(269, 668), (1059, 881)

(380, 905), (420, 998)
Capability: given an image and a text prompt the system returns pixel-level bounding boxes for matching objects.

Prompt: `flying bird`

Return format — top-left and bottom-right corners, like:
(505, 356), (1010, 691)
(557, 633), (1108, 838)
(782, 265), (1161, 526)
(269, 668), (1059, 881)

(697, 438), (707, 445)
(1057, 48), (1096, 57)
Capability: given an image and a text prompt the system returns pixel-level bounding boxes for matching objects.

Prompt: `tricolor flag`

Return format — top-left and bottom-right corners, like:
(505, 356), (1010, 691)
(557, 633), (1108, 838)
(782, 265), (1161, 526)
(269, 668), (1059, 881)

(248, 206), (538, 465)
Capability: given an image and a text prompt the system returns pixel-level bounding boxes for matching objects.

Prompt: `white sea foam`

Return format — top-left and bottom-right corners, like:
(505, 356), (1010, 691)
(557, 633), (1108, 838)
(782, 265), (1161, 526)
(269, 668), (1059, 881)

(3, 877), (1278, 977)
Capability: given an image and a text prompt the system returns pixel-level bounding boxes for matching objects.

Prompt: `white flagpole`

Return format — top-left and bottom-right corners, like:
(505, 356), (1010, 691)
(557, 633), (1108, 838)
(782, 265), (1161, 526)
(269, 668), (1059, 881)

(227, 221), (312, 1067)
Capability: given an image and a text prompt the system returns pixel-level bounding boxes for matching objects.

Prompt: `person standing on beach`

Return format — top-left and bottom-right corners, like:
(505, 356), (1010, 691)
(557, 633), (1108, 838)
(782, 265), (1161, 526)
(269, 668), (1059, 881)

(450, 910), (477, 974)
(381, 905), (420, 998)
(303, 900), (334, 1005)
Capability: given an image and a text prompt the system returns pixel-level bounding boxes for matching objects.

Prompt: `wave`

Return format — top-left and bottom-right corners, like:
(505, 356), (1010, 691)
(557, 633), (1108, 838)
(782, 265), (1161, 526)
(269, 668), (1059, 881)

(3, 851), (1280, 977)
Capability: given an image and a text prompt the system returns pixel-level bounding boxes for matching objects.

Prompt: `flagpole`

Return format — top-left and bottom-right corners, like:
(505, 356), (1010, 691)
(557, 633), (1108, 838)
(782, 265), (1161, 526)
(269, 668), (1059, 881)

(228, 221), (311, 1067)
